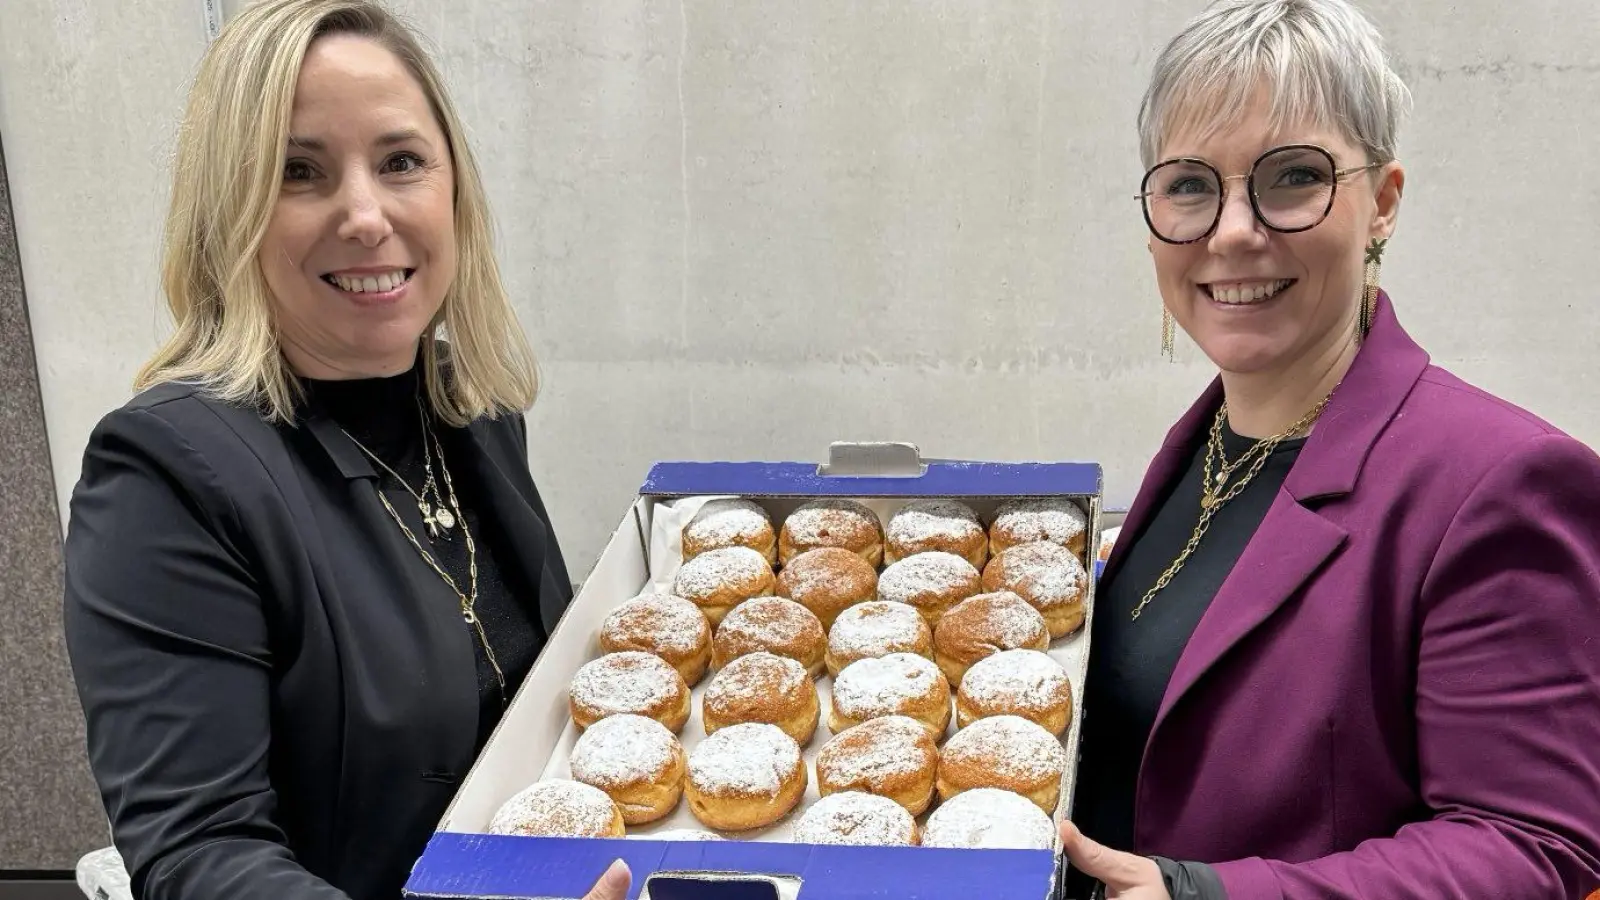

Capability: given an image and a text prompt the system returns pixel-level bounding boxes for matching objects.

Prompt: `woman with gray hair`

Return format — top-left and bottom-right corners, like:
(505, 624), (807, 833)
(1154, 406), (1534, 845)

(1061, 1), (1600, 898)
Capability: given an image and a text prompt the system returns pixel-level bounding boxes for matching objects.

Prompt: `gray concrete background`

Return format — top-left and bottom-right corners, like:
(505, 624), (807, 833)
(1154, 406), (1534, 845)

(0, 0), (1597, 863)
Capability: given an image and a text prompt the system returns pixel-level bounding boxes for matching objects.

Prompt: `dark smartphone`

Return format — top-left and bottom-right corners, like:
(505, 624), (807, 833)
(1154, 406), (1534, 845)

(643, 874), (784, 900)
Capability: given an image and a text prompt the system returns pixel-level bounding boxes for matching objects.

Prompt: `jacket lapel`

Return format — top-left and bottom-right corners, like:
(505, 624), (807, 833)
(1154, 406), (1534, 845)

(453, 419), (561, 632)
(1148, 291), (1431, 731)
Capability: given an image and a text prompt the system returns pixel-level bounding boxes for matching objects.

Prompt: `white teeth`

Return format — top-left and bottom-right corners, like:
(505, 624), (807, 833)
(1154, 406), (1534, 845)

(329, 270), (408, 293)
(1209, 279), (1292, 305)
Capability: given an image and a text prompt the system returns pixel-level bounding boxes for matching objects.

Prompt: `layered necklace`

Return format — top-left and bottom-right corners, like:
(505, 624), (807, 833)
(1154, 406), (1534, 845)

(1129, 392), (1331, 622)
(340, 401), (506, 701)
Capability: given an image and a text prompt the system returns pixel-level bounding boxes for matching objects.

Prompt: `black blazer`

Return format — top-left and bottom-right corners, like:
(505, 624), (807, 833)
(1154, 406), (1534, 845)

(62, 381), (574, 900)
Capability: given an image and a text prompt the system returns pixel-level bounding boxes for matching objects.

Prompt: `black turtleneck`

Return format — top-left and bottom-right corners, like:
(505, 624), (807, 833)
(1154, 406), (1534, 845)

(298, 366), (542, 750)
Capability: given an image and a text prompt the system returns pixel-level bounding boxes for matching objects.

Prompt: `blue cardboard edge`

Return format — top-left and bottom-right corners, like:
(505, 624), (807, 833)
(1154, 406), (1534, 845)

(405, 833), (1058, 900)
(640, 460), (1103, 499)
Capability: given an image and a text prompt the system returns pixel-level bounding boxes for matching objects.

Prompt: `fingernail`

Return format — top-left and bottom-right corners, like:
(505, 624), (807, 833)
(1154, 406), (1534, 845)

(603, 858), (631, 883)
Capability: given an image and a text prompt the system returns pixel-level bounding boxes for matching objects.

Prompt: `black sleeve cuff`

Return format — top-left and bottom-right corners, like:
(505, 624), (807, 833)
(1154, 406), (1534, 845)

(1150, 857), (1228, 900)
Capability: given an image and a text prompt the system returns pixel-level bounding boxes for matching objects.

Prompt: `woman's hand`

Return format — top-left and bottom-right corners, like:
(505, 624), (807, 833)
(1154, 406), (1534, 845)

(1060, 822), (1171, 900)
(583, 859), (632, 900)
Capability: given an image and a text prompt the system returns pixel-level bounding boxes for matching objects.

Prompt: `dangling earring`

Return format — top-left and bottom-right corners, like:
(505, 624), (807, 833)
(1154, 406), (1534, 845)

(1360, 237), (1386, 339)
(1161, 309), (1175, 361)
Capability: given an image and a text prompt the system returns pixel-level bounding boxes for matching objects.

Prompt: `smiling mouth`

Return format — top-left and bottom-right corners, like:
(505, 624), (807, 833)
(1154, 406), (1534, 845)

(321, 268), (415, 294)
(1202, 279), (1296, 305)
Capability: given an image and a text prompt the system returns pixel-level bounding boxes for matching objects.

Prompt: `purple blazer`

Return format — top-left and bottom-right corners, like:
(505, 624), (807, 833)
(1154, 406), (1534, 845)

(1102, 293), (1600, 899)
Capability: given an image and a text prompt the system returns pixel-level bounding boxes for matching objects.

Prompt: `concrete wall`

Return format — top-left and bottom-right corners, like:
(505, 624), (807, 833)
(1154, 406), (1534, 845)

(0, 0), (1596, 863)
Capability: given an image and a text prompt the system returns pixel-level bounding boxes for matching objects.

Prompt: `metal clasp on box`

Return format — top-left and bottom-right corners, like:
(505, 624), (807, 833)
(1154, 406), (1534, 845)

(815, 441), (928, 478)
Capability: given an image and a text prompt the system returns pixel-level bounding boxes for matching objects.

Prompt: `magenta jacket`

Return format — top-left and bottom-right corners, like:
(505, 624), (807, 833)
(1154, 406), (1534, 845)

(1102, 293), (1600, 899)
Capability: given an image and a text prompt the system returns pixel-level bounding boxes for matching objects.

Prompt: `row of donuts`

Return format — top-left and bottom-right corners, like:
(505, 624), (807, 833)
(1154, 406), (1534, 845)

(673, 496), (1091, 641)
(489, 709), (1064, 851)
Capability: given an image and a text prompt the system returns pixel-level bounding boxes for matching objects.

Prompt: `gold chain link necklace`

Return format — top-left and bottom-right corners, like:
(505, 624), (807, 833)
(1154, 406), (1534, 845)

(1129, 393), (1331, 621)
(341, 416), (507, 703)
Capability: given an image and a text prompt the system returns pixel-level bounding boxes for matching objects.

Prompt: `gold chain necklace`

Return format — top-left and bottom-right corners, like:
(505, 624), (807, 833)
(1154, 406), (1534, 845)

(339, 417), (507, 703)
(343, 402), (453, 537)
(1129, 393), (1331, 621)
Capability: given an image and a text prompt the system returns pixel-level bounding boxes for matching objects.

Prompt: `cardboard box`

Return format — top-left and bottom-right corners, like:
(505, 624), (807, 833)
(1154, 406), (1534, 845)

(406, 444), (1103, 900)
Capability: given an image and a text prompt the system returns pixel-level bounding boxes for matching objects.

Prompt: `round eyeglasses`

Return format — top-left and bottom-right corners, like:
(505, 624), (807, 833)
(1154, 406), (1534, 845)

(1137, 144), (1384, 244)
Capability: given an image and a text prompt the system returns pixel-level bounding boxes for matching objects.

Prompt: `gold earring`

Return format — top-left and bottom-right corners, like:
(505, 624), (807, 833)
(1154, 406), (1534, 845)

(1360, 237), (1386, 339)
(1161, 309), (1175, 361)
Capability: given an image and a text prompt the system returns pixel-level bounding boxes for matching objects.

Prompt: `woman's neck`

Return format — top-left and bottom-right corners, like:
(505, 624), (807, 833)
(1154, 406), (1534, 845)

(1220, 330), (1358, 439)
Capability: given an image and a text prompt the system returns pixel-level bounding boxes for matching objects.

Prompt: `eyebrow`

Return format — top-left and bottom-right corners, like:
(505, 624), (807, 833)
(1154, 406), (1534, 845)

(285, 128), (428, 152)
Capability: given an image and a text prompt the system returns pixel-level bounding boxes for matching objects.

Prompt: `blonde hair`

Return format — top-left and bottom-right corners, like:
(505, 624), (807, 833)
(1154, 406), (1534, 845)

(137, 0), (538, 426)
(1137, 0), (1412, 169)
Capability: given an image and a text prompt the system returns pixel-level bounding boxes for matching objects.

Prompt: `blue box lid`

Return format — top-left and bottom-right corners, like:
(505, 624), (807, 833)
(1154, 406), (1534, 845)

(641, 460), (1102, 499)
(404, 833), (1059, 899)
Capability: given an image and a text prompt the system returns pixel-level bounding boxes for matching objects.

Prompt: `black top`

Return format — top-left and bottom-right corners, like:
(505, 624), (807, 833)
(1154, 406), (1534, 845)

(63, 371), (573, 900)
(1075, 419), (1305, 859)
(301, 367), (544, 749)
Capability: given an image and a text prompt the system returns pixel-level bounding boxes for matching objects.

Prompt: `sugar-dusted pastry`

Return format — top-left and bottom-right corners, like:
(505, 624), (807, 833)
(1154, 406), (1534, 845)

(599, 592), (713, 686)
(981, 541), (1088, 638)
(712, 596), (826, 678)
(779, 499), (884, 567)
(487, 779), (625, 838)
(825, 600), (933, 678)
(936, 714), (1068, 815)
(683, 497), (777, 565)
(885, 499), (987, 570)
(672, 546), (775, 627)
(569, 651), (692, 733)
(684, 722), (807, 831)
(775, 547), (878, 631)
(568, 714), (687, 824)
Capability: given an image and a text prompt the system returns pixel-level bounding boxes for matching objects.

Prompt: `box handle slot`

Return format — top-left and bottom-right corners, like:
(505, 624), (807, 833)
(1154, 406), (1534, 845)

(815, 441), (927, 478)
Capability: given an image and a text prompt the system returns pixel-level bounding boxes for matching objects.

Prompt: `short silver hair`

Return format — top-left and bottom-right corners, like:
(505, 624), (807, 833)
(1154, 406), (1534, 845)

(1137, 0), (1412, 169)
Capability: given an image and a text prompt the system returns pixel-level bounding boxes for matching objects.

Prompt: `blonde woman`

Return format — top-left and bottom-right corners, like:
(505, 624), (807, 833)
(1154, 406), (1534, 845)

(62, 2), (627, 898)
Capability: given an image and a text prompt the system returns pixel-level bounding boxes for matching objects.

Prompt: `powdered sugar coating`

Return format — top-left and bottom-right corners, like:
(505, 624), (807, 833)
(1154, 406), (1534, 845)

(793, 791), (917, 846)
(832, 653), (945, 720)
(718, 597), (824, 653)
(569, 714), (679, 788)
(673, 546), (772, 599)
(600, 593), (710, 657)
(942, 715), (1067, 783)
(942, 591), (1049, 649)
(816, 715), (937, 790)
(684, 498), (773, 546)
(987, 542), (1087, 609)
(705, 652), (810, 710)
(570, 651), (682, 718)
(923, 787), (1055, 850)
(877, 552), (981, 606)
(828, 601), (930, 658)
(992, 499), (1088, 548)
(783, 500), (881, 546)
(488, 779), (619, 837)
(887, 499), (983, 547)
(960, 650), (1071, 712)
(628, 829), (724, 841)
(687, 722), (802, 798)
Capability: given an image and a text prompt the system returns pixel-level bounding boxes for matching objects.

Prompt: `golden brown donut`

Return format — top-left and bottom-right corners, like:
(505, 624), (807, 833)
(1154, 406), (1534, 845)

(981, 541), (1089, 638)
(685, 722), (807, 831)
(936, 714), (1068, 815)
(825, 600), (933, 678)
(989, 498), (1090, 559)
(779, 500), (884, 567)
(775, 547), (878, 631)
(876, 551), (982, 627)
(922, 787), (1056, 850)
(569, 651), (692, 733)
(955, 649), (1073, 736)
(599, 592), (713, 686)
(568, 714), (687, 825)
(932, 590), (1051, 687)
(702, 651), (820, 746)
(672, 546), (775, 628)
(712, 596), (826, 678)
(683, 498), (777, 565)
(487, 779), (626, 837)
(814, 714), (940, 816)
(885, 499), (988, 570)
(793, 791), (919, 847)
(828, 652), (951, 736)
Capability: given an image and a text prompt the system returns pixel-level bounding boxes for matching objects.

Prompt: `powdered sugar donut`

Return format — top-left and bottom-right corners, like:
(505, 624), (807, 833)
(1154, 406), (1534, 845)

(825, 600), (933, 678)
(568, 714), (686, 824)
(599, 592), (713, 686)
(713, 596), (826, 678)
(936, 714), (1068, 815)
(922, 787), (1055, 850)
(989, 498), (1089, 559)
(981, 541), (1088, 638)
(829, 652), (951, 735)
(683, 498), (777, 565)
(793, 791), (919, 847)
(775, 547), (878, 630)
(702, 651), (820, 746)
(932, 590), (1051, 687)
(569, 651), (691, 733)
(779, 500), (883, 567)
(684, 722), (807, 831)
(877, 551), (982, 627)
(885, 499), (987, 570)
(814, 714), (940, 816)
(955, 649), (1073, 736)
(672, 546), (775, 627)
(487, 779), (625, 838)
